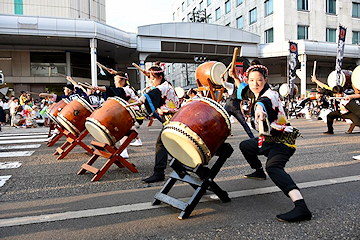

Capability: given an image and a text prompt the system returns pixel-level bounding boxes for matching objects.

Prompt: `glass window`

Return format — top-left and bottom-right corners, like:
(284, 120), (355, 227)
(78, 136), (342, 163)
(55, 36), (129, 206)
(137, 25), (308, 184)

(353, 31), (360, 44)
(187, 0), (191, 6)
(187, 13), (191, 21)
(298, 25), (309, 39)
(225, 1), (231, 14)
(265, 0), (273, 16)
(182, 2), (185, 12)
(237, 0), (243, 6)
(182, 17), (185, 22)
(353, 2), (360, 18)
(250, 8), (257, 24)
(207, 0), (211, 6)
(297, 0), (308, 10)
(326, 28), (336, 42)
(173, 12), (175, 21)
(200, 1), (204, 11)
(326, 0), (336, 14)
(237, 16), (243, 29)
(216, 7), (221, 20)
(265, 28), (274, 43)
(208, 14), (212, 23)
(14, 0), (23, 15)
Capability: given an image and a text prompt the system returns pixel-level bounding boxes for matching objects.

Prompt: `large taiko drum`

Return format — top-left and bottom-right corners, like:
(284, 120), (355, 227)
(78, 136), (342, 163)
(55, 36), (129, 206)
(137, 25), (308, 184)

(85, 97), (137, 146)
(57, 97), (94, 135)
(175, 87), (185, 99)
(161, 97), (231, 169)
(279, 83), (298, 97)
(327, 70), (352, 88)
(196, 61), (228, 87)
(351, 65), (360, 91)
(46, 99), (70, 126)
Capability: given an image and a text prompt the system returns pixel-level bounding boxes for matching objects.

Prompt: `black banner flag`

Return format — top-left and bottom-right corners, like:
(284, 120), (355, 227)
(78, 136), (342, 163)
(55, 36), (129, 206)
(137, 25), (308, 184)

(288, 42), (298, 97)
(336, 25), (346, 86)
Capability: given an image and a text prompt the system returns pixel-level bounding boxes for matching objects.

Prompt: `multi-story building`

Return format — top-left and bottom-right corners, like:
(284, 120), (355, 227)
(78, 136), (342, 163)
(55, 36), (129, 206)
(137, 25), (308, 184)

(171, 0), (360, 95)
(0, 0), (106, 22)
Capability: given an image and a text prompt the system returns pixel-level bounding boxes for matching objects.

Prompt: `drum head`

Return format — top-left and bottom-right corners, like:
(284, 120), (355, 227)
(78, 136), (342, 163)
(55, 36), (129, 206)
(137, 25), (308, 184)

(85, 120), (113, 145)
(352, 66), (360, 90)
(210, 62), (227, 85)
(57, 114), (79, 135)
(175, 87), (185, 99)
(76, 97), (94, 113)
(327, 70), (345, 88)
(279, 83), (289, 97)
(161, 128), (204, 169)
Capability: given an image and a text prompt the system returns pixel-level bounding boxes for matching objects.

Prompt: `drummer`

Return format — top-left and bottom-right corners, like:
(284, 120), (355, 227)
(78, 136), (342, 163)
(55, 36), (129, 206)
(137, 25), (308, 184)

(239, 63), (312, 222)
(134, 61), (180, 183)
(221, 61), (255, 139)
(39, 82), (86, 102)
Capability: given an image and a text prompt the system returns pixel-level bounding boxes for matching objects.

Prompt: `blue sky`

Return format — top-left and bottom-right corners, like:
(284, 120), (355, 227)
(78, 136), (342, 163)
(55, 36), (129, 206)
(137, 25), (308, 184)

(106, 0), (174, 33)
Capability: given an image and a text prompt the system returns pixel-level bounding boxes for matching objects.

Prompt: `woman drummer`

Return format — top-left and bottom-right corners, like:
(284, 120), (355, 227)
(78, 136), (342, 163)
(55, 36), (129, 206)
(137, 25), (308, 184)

(135, 62), (180, 183)
(239, 63), (312, 222)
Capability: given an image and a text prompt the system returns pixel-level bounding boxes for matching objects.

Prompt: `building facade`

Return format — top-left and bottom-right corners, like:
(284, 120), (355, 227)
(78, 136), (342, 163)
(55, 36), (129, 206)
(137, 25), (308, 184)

(171, 0), (360, 95)
(0, 0), (106, 23)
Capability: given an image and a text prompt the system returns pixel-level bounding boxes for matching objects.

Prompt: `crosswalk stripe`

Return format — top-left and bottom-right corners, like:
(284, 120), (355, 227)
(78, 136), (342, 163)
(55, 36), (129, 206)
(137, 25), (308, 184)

(0, 131), (49, 137)
(0, 135), (48, 140)
(0, 144), (41, 150)
(0, 175), (11, 187)
(0, 162), (22, 169)
(0, 139), (49, 145)
(0, 151), (35, 158)
(0, 175), (358, 228)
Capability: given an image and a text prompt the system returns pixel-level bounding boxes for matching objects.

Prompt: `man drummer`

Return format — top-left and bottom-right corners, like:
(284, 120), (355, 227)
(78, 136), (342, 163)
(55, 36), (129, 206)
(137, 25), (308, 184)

(239, 63), (312, 222)
(134, 62), (180, 183)
(39, 82), (86, 102)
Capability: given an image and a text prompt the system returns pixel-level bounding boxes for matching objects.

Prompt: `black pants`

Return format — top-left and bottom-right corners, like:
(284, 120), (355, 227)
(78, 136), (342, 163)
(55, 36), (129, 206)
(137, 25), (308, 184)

(153, 128), (168, 177)
(240, 138), (299, 196)
(327, 110), (360, 133)
(225, 99), (254, 138)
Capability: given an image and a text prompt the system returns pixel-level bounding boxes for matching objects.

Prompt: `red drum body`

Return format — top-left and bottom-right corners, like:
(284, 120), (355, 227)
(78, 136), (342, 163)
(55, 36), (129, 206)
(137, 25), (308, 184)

(327, 70), (352, 88)
(308, 92), (317, 100)
(57, 97), (94, 135)
(196, 61), (227, 87)
(85, 97), (136, 146)
(161, 97), (231, 168)
(46, 99), (69, 125)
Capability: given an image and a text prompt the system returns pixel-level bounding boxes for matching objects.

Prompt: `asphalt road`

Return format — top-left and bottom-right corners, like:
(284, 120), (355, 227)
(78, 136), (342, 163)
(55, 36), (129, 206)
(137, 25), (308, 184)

(0, 117), (359, 239)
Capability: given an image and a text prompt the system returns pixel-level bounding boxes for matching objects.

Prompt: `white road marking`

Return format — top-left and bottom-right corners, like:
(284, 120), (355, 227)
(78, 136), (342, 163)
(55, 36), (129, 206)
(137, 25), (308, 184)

(0, 175), (359, 228)
(0, 131), (49, 137)
(0, 135), (48, 140)
(0, 139), (49, 145)
(0, 144), (41, 150)
(0, 151), (35, 158)
(0, 162), (22, 169)
(0, 175), (11, 187)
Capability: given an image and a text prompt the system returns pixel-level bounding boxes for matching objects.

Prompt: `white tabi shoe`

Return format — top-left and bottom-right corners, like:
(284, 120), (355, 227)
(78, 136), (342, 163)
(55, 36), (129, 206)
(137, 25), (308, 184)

(130, 138), (142, 147)
(120, 148), (129, 159)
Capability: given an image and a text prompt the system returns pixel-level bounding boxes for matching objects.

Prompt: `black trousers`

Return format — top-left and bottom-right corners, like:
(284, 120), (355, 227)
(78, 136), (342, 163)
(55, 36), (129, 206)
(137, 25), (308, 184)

(154, 128), (168, 177)
(240, 137), (299, 196)
(225, 98), (254, 138)
(327, 110), (360, 133)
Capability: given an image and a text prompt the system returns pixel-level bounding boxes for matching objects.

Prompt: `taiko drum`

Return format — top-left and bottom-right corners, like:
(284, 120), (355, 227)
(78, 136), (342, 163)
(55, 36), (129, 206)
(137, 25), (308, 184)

(46, 99), (69, 126)
(161, 97), (231, 168)
(327, 70), (352, 88)
(279, 83), (298, 97)
(57, 97), (94, 135)
(195, 61), (227, 87)
(85, 97), (136, 146)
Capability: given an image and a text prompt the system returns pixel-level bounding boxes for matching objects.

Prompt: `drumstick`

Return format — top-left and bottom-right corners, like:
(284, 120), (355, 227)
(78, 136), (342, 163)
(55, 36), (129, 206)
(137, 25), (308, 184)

(126, 102), (140, 107)
(328, 97), (346, 100)
(56, 72), (67, 78)
(312, 61), (317, 76)
(220, 63), (232, 79)
(132, 63), (149, 77)
(77, 82), (93, 89)
(96, 62), (111, 72)
(230, 47), (239, 73)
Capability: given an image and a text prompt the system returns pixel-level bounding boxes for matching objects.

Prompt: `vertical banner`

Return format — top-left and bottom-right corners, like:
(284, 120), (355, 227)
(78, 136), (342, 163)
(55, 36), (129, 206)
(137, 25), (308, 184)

(235, 61), (244, 77)
(336, 24), (346, 86)
(288, 42), (298, 97)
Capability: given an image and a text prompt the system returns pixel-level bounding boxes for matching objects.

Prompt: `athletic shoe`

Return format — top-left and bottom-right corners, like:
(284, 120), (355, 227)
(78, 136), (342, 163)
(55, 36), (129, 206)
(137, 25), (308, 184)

(244, 169), (266, 180)
(141, 175), (165, 183)
(130, 139), (142, 147)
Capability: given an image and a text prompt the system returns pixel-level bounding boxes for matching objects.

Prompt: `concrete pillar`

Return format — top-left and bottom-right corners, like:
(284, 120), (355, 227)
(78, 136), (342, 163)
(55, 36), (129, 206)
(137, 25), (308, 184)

(139, 53), (149, 91)
(90, 38), (97, 86)
(299, 54), (307, 98)
(66, 51), (71, 76)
